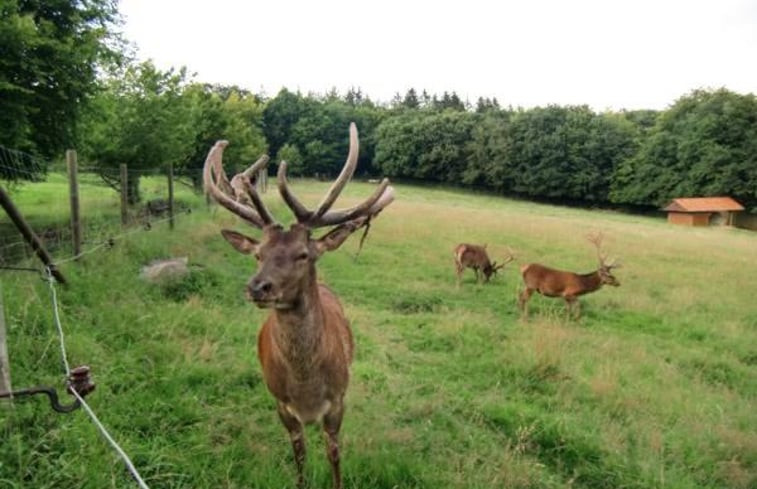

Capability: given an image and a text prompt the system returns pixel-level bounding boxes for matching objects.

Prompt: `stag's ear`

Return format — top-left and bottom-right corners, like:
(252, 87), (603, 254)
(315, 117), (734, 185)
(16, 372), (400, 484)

(221, 229), (260, 255)
(313, 219), (366, 257)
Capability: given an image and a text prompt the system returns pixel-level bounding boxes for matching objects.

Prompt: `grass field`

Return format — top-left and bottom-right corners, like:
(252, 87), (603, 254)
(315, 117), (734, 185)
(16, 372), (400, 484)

(1, 175), (755, 488)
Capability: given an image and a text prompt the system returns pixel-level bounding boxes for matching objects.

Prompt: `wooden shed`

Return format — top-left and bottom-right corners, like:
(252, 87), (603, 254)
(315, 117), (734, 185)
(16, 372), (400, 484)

(662, 197), (744, 226)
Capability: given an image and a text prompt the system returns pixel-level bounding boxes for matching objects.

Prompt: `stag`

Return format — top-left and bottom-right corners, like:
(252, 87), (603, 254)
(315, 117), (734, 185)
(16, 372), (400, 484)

(454, 243), (514, 286)
(204, 123), (394, 489)
(518, 233), (621, 319)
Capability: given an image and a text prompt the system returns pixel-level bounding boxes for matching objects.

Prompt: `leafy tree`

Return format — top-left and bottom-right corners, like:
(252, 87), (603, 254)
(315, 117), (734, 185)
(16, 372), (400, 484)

(288, 98), (350, 177)
(276, 143), (304, 176)
(504, 105), (636, 201)
(373, 112), (422, 178)
(348, 100), (387, 176)
(375, 104), (636, 202)
(434, 91), (466, 111)
(475, 97), (501, 114)
(417, 90), (429, 108)
(610, 88), (757, 210)
(262, 88), (310, 159)
(344, 87), (365, 107)
(390, 92), (404, 109)
(463, 110), (513, 188)
(261, 91), (386, 178)
(375, 110), (475, 183)
(180, 84), (268, 189)
(80, 61), (196, 203)
(403, 88), (420, 109)
(0, 0), (120, 179)
(620, 109), (659, 134)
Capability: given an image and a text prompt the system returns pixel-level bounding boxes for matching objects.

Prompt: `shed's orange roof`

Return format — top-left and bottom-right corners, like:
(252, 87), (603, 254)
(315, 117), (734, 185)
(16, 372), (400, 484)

(662, 197), (744, 212)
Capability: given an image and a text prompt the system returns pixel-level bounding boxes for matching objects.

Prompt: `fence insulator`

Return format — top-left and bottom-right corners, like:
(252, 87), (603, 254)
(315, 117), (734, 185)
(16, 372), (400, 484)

(0, 364), (95, 413)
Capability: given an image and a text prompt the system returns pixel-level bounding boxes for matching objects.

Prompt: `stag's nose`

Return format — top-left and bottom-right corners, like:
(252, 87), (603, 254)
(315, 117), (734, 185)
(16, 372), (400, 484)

(248, 278), (273, 301)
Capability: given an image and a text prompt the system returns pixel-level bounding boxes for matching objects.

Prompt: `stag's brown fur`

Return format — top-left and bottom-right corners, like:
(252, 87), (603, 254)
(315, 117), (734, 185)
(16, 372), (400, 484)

(222, 219), (369, 489)
(518, 263), (620, 319)
(257, 283), (353, 422)
(205, 123), (394, 489)
(454, 243), (510, 285)
(518, 233), (621, 320)
(255, 250), (354, 489)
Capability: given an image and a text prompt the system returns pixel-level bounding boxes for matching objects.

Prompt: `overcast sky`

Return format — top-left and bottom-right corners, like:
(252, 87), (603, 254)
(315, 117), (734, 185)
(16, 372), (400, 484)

(119, 0), (757, 111)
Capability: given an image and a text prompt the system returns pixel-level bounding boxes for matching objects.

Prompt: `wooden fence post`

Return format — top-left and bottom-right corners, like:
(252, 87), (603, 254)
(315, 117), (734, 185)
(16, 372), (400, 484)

(0, 285), (11, 399)
(167, 163), (174, 230)
(0, 185), (66, 283)
(120, 164), (128, 227)
(66, 150), (81, 258)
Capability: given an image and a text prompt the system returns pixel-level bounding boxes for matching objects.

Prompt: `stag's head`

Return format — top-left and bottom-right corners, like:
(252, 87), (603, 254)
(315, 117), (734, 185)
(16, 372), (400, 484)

(598, 264), (621, 287)
(205, 123), (394, 309)
(587, 232), (621, 287)
(482, 263), (498, 282)
(483, 248), (516, 282)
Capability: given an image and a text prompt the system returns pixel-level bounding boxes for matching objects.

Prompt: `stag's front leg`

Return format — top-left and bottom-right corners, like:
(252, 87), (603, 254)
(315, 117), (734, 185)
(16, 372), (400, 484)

(564, 296), (580, 320)
(572, 298), (582, 320)
(277, 402), (306, 488)
(323, 401), (345, 489)
(519, 288), (533, 318)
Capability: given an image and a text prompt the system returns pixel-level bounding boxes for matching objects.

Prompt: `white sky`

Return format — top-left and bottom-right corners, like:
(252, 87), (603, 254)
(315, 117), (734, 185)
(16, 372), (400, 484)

(119, 0), (757, 111)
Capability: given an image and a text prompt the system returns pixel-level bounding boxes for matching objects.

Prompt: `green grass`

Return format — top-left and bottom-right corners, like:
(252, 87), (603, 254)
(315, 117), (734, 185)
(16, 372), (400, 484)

(1, 175), (755, 488)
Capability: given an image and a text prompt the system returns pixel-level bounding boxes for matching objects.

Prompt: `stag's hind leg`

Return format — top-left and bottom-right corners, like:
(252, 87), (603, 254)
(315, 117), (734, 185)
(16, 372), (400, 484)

(323, 400), (346, 489)
(277, 402), (306, 488)
(455, 262), (464, 287)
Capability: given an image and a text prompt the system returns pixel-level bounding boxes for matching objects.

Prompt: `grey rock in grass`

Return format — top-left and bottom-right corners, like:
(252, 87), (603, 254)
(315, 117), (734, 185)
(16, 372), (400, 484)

(140, 257), (189, 284)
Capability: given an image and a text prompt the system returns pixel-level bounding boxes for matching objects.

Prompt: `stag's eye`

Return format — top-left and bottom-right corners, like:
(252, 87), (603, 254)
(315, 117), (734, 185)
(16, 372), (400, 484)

(295, 252), (309, 261)
(254, 253), (262, 261)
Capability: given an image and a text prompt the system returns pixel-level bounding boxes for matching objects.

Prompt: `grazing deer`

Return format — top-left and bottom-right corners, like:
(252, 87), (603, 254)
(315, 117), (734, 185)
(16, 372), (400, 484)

(518, 233), (621, 319)
(204, 123), (394, 489)
(454, 243), (514, 286)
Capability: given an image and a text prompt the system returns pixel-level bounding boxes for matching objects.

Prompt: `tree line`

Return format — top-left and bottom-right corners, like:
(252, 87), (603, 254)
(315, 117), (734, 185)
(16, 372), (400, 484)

(2, 1), (756, 211)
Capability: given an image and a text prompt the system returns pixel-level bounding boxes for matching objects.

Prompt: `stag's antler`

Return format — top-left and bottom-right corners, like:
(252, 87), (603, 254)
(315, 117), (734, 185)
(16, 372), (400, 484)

(203, 141), (274, 228)
(493, 247), (516, 271)
(586, 231), (604, 261)
(587, 232), (621, 269)
(277, 123), (394, 228)
(204, 123), (394, 230)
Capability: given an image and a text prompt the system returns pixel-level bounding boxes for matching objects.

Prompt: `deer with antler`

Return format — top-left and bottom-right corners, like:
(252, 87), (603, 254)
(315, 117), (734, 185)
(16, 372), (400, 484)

(204, 123), (394, 489)
(453, 243), (514, 286)
(518, 232), (621, 319)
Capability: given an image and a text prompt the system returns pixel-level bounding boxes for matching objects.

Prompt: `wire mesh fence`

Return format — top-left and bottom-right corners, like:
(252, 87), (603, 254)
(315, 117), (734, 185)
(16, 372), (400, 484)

(1, 161), (206, 268)
(0, 145), (47, 182)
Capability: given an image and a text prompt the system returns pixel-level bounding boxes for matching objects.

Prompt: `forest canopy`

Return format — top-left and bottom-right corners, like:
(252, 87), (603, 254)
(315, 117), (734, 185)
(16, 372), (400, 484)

(1, 1), (755, 211)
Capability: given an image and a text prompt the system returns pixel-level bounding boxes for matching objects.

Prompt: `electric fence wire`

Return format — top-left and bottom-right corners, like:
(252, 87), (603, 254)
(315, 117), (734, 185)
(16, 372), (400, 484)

(0, 239), (28, 252)
(44, 266), (150, 489)
(1, 205), (196, 486)
(77, 166), (179, 175)
(51, 209), (192, 267)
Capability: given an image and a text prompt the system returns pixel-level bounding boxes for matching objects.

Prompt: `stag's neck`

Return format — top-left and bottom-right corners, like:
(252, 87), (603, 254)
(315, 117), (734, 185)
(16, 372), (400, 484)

(577, 271), (603, 294)
(271, 272), (325, 377)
